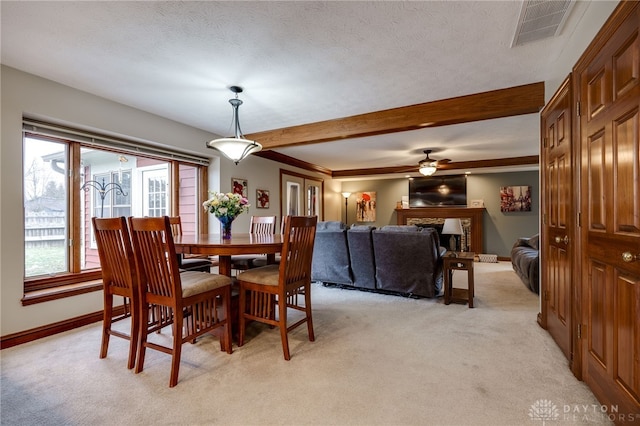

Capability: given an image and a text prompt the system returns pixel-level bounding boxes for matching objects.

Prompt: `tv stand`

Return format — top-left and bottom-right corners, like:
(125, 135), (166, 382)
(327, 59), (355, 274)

(395, 207), (485, 253)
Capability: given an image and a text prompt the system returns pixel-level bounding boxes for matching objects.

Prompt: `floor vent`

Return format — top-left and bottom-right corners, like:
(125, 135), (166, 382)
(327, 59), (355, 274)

(511, 0), (575, 47)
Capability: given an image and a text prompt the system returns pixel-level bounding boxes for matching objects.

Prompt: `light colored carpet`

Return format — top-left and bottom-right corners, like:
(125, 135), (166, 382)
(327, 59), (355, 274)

(1, 262), (611, 425)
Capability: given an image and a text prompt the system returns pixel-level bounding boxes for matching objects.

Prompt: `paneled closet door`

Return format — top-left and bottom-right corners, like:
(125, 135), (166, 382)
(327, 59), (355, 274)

(540, 75), (573, 365)
(575, 2), (640, 416)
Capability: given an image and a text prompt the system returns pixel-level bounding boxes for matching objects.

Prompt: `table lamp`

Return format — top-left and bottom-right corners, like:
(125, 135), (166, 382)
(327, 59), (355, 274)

(442, 218), (463, 252)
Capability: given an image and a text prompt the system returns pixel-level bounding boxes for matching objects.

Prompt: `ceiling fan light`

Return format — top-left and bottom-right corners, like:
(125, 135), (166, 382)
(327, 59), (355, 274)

(206, 86), (262, 164)
(418, 160), (437, 176)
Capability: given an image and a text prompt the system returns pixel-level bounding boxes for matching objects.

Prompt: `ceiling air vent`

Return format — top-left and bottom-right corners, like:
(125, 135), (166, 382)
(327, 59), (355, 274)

(511, 0), (575, 47)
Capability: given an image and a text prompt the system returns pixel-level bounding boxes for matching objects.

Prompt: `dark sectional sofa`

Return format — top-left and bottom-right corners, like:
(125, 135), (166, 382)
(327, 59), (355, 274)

(311, 221), (446, 298)
(510, 234), (539, 294)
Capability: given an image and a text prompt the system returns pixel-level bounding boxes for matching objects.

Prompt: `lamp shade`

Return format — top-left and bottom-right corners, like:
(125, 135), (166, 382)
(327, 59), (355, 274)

(341, 192), (351, 199)
(206, 137), (262, 164)
(442, 218), (463, 235)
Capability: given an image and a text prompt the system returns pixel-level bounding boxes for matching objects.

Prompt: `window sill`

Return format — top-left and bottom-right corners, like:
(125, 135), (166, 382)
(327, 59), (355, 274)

(22, 280), (103, 306)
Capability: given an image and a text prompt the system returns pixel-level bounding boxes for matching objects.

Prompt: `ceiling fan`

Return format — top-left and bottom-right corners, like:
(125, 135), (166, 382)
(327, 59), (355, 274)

(418, 149), (450, 176)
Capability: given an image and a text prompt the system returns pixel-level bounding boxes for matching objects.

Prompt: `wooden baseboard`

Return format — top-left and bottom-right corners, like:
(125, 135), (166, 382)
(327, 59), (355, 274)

(0, 306), (125, 350)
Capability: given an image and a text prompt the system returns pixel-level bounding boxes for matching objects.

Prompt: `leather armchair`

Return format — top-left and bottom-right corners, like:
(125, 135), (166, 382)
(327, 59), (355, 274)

(510, 234), (539, 294)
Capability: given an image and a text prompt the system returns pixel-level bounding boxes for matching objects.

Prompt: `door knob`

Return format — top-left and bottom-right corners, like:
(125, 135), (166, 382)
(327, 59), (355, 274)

(622, 252), (639, 263)
(555, 236), (569, 244)
(555, 236), (561, 243)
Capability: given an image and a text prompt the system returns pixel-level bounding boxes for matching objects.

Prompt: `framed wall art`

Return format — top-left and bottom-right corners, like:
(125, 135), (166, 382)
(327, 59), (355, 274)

(356, 191), (376, 222)
(256, 189), (270, 209)
(500, 186), (531, 212)
(231, 177), (248, 198)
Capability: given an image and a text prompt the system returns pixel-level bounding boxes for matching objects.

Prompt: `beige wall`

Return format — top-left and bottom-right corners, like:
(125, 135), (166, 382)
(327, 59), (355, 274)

(1, 66), (334, 337)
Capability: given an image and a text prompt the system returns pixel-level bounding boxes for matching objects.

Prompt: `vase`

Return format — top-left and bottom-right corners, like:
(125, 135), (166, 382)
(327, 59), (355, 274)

(218, 215), (235, 240)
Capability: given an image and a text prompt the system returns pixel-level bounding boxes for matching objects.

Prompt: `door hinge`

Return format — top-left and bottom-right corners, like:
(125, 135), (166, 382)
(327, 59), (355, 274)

(544, 290), (550, 301)
(576, 101), (581, 117)
(543, 213), (547, 225)
(577, 324), (583, 339)
(68, 239), (73, 247)
(577, 212), (581, 227)
(543, 137), (548, 149)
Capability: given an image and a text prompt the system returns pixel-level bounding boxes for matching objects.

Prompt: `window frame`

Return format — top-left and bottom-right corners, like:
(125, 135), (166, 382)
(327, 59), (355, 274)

(22, 128), (210, 298)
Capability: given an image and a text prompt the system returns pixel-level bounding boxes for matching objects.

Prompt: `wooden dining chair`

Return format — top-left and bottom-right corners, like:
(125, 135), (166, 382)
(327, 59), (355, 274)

(92, 217), (140, 370)
(230, 215), (277, 273)
(237, 215), (317, 360)
(128, 216), (233, 387)
(168, 216), (217, 272)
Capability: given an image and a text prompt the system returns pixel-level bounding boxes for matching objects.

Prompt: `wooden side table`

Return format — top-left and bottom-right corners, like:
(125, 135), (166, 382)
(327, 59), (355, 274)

(443, 251), (475, 308)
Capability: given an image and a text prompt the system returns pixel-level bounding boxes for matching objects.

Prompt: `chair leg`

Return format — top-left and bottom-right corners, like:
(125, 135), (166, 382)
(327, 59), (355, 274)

(100, 294), (113, 360)
(305, 285), (315, 342)
(128, 299), (139, 370)
(135, 303), (149, 374)
(238, 287), (247, 347)
(279, 296), (290, 361)
(223, 290), (233, 354)
(169, 316), (183, 388)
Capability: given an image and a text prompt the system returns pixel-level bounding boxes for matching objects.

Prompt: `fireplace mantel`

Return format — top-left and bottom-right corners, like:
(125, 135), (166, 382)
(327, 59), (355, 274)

(395, 207), (485, 253)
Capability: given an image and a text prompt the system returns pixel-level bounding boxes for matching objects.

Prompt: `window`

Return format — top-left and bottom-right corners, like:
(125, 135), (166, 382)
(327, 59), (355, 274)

(23, 120), (209, 293)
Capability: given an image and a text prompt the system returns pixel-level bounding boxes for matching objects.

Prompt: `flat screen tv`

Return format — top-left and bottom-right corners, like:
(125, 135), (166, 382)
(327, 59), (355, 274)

(409, 175), (467, 207)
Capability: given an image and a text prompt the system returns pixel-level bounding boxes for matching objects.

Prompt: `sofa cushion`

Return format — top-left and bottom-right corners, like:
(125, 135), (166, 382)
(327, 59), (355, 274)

(377, 225), (421, 233)
(316, 221), (345, 231)
(347, 226), (376, 289)
(372, 227), (442, 298)
(311, 223), (352, 285)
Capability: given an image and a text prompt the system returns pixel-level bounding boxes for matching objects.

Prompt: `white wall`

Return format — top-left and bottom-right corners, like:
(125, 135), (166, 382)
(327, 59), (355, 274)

(1, 66), (331, 336)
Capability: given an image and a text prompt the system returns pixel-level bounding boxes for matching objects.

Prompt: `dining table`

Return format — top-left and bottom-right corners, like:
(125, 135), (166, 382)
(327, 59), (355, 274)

(173, 233), (283, 276)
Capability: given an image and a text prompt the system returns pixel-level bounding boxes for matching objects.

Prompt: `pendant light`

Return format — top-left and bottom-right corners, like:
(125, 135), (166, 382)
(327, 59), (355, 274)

(206, 86), (262, 164)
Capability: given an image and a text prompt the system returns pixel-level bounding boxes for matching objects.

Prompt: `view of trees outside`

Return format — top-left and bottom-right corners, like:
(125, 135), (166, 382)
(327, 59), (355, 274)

(23, 137), (68, 277)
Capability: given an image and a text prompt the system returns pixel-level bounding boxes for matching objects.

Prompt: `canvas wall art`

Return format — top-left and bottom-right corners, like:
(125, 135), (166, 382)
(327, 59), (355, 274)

(356, 192), (376, 222)
(500, 186), (531, 212)
(256, 189), (270, 208)
(231, 178), (248, 198)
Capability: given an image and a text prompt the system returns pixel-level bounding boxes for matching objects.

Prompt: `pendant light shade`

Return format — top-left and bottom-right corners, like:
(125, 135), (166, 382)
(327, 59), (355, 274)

(206, 86), (262, 164)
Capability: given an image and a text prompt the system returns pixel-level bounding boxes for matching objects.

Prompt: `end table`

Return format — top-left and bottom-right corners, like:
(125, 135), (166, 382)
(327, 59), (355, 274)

(443, 251), (475, 308)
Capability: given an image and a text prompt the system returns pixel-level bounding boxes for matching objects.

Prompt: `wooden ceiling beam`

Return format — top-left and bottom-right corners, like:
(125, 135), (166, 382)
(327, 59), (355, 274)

(331, 155), (540, 178)
(246, 82), (545, 149)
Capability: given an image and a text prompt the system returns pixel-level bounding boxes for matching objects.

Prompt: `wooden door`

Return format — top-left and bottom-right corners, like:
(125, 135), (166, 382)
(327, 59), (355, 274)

(575, 2), (640, 416)
(540, 76), (573, 364)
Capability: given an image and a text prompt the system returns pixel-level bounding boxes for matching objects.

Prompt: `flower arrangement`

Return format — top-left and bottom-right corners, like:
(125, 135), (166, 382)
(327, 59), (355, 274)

(203, 191), (250, 219)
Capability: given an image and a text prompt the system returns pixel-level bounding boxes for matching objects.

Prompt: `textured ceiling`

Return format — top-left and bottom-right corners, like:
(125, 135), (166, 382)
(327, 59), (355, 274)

(0, 1), (611, 176)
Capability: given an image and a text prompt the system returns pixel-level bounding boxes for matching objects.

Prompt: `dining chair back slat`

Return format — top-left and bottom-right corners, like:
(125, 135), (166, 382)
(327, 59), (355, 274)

(231, 215), (277, 273)
(250, 216), (277, 234)
(168, 216), (215, 272)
